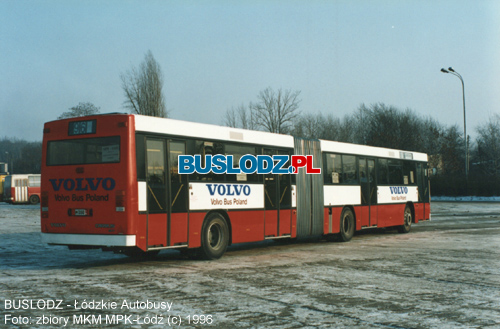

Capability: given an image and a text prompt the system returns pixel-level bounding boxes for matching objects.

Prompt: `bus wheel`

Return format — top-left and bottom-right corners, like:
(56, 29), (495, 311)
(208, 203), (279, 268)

(200, 213), (229, 260)
(398, 205), (412, 234)
(339, 207), (355, 242)
(29, 195), (40, 204)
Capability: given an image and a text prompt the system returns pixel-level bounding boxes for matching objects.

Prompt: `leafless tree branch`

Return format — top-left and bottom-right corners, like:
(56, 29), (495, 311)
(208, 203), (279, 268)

(121, 50), (168, 118)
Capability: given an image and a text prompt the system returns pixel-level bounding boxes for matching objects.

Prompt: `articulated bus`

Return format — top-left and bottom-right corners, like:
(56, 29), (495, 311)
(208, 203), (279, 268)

(4, 174), (41, 204)
(41, 113), (430, 259)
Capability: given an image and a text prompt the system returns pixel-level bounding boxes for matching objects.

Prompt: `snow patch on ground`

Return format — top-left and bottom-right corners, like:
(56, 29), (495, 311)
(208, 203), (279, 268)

(432, 196), (500, 202)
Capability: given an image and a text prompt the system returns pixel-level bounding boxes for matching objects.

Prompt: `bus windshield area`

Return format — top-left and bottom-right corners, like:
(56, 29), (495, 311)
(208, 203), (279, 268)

(47, 136), (120, 166)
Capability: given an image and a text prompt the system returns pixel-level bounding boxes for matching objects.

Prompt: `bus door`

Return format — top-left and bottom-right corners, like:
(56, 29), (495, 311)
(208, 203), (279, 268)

(416, 163), (430, 219)
(359, 158), (377, 226)
(145, 139), (188, 250)
(168, 141), (188, 246)
(263, 149), (292, 238)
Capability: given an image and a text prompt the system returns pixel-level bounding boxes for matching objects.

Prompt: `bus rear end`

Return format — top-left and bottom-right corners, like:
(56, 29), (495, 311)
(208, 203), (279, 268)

(41, 114), (138, 252)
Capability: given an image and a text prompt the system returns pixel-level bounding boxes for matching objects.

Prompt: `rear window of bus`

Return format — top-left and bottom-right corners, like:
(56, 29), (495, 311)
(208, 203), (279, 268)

(47, 136), (120, 166)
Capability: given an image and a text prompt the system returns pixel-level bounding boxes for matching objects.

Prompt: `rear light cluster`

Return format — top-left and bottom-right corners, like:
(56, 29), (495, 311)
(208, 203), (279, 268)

(41, 192), (49, 218)
(116, 190), (125, 212)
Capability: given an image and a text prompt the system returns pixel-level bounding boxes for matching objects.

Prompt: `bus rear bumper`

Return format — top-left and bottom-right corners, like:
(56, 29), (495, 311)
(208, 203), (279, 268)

(41, 233), (136, 247)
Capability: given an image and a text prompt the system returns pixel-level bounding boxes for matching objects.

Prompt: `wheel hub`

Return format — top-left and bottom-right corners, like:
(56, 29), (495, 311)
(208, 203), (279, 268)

(208, 223), (222, 249)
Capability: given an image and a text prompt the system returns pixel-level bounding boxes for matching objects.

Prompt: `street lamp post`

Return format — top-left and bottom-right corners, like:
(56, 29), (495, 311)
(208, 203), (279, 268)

(4, 151), (10, 174)
(441, 67), (468, 181)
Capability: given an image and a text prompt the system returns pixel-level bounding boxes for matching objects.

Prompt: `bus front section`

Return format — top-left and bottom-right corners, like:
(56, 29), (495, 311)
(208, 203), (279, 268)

(41, 114), (139, 253)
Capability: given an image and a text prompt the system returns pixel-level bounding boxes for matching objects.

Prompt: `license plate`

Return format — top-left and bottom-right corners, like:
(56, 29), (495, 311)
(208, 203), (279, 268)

(75, 209), (87, 216)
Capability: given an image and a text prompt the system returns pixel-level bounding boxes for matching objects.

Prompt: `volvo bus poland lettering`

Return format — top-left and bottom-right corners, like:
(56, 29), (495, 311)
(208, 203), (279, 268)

(41, 113), (430, 260)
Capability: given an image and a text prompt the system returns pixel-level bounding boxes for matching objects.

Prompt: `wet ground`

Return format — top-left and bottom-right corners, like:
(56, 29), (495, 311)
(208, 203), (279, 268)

(1, 202), (499, 328)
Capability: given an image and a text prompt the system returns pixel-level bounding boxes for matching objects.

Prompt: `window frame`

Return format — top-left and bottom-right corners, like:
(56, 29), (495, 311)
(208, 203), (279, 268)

(46, 136), (121, 166)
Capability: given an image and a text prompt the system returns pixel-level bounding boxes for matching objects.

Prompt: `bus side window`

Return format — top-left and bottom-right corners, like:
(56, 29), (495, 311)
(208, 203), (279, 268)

(29, 175), (41, 187)
(189, 140), (225, 182)
(342, 155), (357, 184)
(388, 160), (403, 185)
(378, 159), (389, 185)
(323, 153), (342, 184)
(225, 144), (259, 183)
(403, 161), (416, 185)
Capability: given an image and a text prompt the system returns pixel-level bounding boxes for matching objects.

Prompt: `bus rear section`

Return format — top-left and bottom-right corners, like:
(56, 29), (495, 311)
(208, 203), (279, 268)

(41, 114), (138, 251)
(3, 174), (41, 204)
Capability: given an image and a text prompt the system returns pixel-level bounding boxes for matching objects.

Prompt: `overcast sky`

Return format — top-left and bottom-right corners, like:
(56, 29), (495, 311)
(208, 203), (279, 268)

(1, 0), (499, 142)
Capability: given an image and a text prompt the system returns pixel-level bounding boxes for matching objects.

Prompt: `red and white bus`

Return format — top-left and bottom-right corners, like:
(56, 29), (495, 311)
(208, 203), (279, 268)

(4, 174), (41, 204)
(41, 113), (430, 259)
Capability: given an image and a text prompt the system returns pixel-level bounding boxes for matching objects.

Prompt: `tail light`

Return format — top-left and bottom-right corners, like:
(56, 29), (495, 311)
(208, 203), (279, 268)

(116, 190), (125, 212)
(41, 192), (49, 218)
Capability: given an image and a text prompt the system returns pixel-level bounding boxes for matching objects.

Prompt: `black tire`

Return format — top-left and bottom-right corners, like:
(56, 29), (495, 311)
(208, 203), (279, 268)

(200, 213), (229, 260)
(29, 195), (40, 204)
(398, 205), (413, 234)
(339, 207), (355, 242)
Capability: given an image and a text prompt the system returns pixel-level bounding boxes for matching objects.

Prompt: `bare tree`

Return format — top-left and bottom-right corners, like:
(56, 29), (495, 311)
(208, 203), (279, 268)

(224, 107), (238, 128)
(475, 114), (500, 175)
(121, 50), (168, 117)
(439, 125), (465, 174)
(317, 113), (356, 143)
(224, 104), (257, 130)
(250, 87), (301, 134)
(292, 112), (322, 139)
(420, 116), (443, 155)
(352, 103), (425, 151)
(292, 112), (357, 143)
(238, 104), (257, 130)
(58, 102), (100, 119)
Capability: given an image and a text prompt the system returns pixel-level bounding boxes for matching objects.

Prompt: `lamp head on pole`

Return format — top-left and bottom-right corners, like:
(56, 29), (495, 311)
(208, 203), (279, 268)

(448, 67), (455, 72)
(441, 68), (449, 73)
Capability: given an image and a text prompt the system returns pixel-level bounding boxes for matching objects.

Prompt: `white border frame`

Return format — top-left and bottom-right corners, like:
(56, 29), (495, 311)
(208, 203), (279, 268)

(41, 233), (136, 246)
